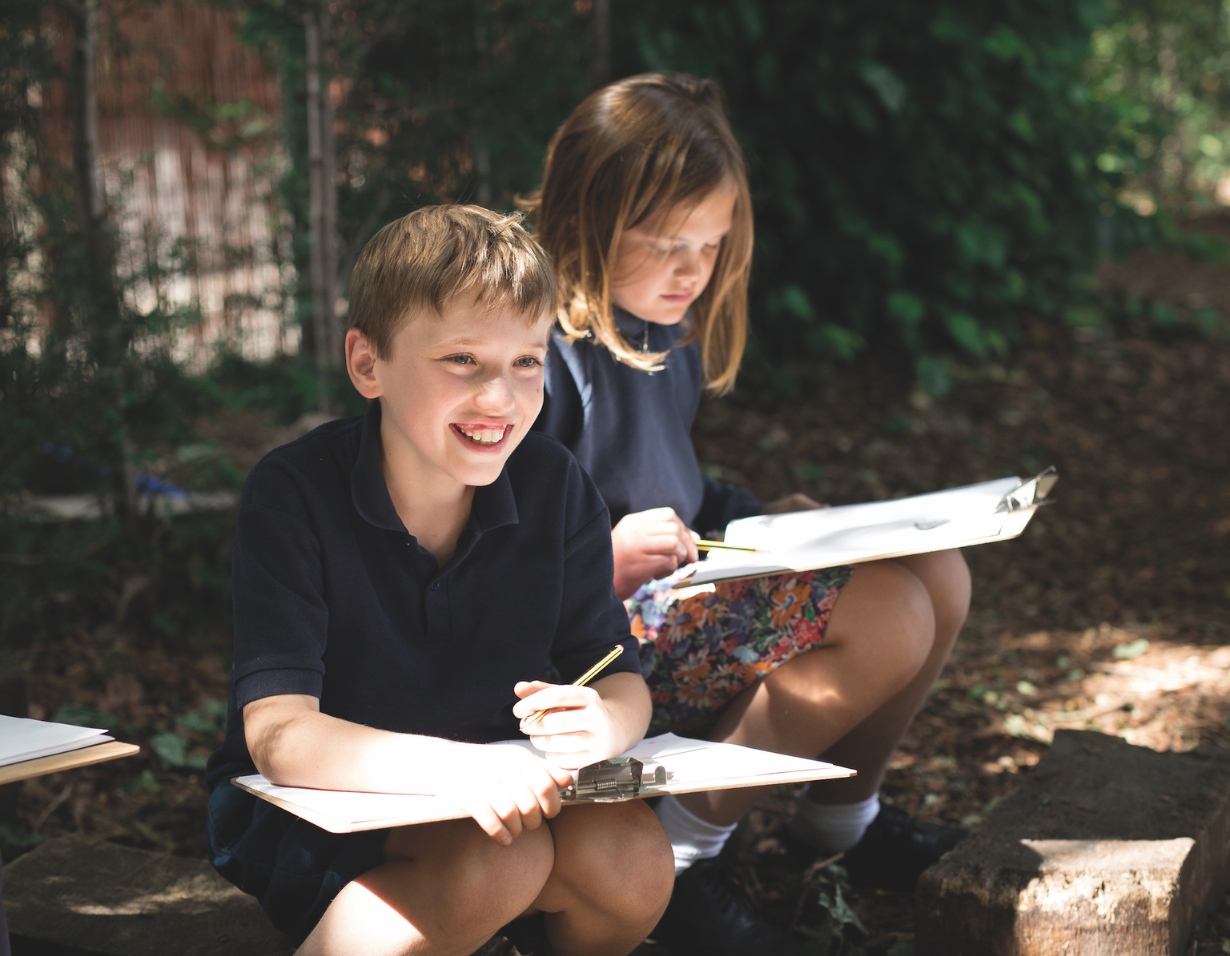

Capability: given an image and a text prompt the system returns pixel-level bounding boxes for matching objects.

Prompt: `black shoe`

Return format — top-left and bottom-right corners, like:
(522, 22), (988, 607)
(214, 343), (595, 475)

(499, 911), (546, 955)
(651, 858), (808, 956)
(838, 805), (966, 892)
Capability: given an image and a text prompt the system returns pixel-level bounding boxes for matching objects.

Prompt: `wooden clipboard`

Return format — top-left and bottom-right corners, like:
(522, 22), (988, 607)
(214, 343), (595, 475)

(0, 741), (141, 787)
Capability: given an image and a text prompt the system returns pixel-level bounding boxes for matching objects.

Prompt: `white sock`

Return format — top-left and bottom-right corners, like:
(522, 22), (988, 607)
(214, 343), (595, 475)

(786, 793), (880, 853)
(654, 794), (739, 875)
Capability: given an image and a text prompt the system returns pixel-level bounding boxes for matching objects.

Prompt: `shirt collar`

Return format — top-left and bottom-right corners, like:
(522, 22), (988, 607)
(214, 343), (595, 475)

(350, 400), (519, 535)
(613, 306), (693, 349)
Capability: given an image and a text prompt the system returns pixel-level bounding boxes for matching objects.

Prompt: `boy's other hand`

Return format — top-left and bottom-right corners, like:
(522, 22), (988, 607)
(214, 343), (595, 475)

(514, 680), (625, 768)
(611, 507), (699, 599)
(763, 492), (826, 514)
(440, 743), (574, 847)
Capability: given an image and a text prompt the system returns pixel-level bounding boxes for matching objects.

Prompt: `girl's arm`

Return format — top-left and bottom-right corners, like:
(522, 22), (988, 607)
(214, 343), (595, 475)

(244, 694), (575, 845)
(611, 506), (699, 599)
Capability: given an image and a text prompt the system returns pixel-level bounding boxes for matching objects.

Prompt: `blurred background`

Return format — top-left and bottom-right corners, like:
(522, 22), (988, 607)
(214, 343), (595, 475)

(2, 1), (1229, 952)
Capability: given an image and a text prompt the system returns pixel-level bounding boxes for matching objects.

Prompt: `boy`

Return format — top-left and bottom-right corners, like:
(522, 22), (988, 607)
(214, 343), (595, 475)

(205, 206), (674, 956)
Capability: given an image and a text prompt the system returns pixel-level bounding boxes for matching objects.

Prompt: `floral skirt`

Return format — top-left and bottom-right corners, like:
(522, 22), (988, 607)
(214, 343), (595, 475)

(629, 566), (854, 736)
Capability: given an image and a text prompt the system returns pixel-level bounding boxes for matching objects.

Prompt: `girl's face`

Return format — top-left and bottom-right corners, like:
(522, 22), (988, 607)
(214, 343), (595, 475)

(610, 179), (737, 326)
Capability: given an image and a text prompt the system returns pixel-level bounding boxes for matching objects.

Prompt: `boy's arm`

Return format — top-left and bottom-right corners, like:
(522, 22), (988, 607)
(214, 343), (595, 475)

(244, 694), (574, 845)
(512, 670), (650, 768)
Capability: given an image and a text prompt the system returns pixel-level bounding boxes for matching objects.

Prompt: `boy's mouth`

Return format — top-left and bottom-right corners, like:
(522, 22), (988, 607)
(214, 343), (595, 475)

(451, 423), (513, 448)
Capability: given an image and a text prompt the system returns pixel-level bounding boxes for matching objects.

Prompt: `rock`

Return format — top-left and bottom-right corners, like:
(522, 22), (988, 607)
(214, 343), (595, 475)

(916, 730), (1230, 956)
(4, 836), (292, 956)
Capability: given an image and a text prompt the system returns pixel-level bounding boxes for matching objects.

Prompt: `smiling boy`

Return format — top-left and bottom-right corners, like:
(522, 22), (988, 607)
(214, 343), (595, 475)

(205, 206), (673, 956)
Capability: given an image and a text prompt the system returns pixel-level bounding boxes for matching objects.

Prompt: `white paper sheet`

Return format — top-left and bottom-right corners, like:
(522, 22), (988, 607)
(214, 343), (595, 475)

(0, 715), (112, 768)
(682, 476), (1039, 587)
(232, 734), (853, 833)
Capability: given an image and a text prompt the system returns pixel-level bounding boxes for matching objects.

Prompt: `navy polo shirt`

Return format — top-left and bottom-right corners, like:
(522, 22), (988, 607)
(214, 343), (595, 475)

(206, 401), (640, 790)
(534, 308), (762, 533)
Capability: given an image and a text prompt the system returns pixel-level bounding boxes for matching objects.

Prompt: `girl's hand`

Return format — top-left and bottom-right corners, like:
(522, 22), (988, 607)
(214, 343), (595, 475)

(437, 742), (575, 846)
(513, 680), (626, 768)
(610, 507), (699, 599)
(763, 492), (825, 514)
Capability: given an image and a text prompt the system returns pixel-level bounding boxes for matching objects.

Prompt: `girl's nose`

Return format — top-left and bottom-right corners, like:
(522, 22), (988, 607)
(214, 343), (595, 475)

(674, 248), (702, 277)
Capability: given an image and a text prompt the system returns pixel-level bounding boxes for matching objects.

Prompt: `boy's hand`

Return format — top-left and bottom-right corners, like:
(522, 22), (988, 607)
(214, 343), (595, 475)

(439, 743), (575, 847)
(513, 680), (625, 768)
(611, 507), (699, 599)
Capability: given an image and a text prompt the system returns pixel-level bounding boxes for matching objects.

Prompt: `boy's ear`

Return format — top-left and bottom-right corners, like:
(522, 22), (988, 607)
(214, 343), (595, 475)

(346, 328), (383, 399)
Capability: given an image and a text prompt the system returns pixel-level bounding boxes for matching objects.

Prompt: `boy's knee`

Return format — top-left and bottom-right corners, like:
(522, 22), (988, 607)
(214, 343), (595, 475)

(551, 801), (674, 917)
(389, 819), (555, 925)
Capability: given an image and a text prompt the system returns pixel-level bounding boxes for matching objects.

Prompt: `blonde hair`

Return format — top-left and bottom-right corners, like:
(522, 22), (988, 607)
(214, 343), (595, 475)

(348, 205), (558, 358)
(521, 73), (752, 394)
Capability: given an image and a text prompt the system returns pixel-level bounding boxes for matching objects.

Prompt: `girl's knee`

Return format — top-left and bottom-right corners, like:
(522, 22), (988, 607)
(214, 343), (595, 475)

(901, 549), (972, 631)
(841, 562), (934, 680)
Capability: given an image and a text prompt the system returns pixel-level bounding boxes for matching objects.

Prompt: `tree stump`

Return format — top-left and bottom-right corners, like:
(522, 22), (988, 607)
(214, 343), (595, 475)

(4, 836), (292, 956)
(916, 730), (1230, 955)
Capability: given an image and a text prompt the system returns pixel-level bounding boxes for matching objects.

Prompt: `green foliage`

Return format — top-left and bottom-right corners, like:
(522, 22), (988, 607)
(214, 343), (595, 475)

(1088, 0), (1230, 213)
(616, 0), (1120, 384)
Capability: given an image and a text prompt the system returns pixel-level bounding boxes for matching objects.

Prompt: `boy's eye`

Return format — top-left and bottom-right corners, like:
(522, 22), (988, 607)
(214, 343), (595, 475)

(446, 354), (475, 365)
(514, 356), (543, 368)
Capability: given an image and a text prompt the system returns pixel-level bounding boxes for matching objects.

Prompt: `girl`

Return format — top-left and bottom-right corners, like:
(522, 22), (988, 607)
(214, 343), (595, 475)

(526, 73), (971, 955)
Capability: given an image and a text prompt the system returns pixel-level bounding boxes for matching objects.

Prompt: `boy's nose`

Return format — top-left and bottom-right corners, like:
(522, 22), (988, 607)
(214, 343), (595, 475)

(474, 373), (516, 411)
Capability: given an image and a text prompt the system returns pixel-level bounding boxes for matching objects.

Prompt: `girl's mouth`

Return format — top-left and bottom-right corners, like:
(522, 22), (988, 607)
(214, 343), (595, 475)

(452, 423), (513, 448)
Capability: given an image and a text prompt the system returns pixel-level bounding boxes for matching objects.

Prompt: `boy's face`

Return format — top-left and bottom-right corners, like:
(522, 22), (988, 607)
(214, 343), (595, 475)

(350, 295), (552, 492)
(610, 178), (738, 327)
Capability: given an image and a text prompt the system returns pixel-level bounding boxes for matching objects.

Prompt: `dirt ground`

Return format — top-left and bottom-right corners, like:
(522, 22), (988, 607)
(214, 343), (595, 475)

(3, 254), (1229, 954)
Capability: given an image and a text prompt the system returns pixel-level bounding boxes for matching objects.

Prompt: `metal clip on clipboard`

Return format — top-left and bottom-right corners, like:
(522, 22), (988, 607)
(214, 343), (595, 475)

(562, 756), (670, 803)
(996, 466), (1059, 514)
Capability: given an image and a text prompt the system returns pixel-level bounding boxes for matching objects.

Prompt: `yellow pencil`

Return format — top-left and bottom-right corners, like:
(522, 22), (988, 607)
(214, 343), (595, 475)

(525, 644), (626, 725)
(695, 539), (761, 552)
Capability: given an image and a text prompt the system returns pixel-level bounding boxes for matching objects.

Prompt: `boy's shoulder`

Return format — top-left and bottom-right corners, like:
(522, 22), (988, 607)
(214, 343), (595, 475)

(504, 430), (610, 536)
(506, 429), (590, 491)
(242, 414), (365, 508)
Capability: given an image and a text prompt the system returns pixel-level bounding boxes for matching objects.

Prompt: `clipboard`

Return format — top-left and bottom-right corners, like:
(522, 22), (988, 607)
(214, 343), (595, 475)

(673, 468), (1058, 590)
(232, 733), (855, 834)
(0, 741), (141, 787)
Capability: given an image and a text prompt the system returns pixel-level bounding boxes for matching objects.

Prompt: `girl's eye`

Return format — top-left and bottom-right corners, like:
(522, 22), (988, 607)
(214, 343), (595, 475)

(514, 356), (542, 368)
(446, 354), (475, 365)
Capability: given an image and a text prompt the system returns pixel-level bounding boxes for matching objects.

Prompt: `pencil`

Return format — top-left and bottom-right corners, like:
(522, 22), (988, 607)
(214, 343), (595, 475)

(525, 644), (626, 725)
(695, 539), (761, 552)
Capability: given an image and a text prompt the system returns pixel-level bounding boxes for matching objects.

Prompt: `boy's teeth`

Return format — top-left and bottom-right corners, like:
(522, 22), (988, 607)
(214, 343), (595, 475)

(461, 426), (504, 444)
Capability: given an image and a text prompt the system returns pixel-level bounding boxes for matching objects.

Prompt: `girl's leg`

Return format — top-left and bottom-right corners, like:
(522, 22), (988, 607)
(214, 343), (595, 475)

(297, 817), (554, 956)
(809, 548), (971, 805)
(535, 801), (675, 956)
(676, 559), (935, 826)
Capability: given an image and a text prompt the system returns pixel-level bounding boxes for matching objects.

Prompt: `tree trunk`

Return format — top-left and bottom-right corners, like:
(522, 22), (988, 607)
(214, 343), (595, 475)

(321, 6), (340, 371)
(305, 6), (330, 413)
(66, 0), (135, 520)
(472, 11), (492, 207)
(589, 0), (611, 90)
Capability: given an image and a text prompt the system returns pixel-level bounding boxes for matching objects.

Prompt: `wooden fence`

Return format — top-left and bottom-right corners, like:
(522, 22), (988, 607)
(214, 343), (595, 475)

(36, 0), (293, 366)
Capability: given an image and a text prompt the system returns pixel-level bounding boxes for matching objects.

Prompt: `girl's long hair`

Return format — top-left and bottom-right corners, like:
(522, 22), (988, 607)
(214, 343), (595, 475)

(520, 72), (752, 394)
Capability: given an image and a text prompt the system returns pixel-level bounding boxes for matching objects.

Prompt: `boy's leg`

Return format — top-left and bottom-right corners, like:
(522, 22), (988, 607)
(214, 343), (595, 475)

(535, 801), (674, 956)
(675, 559), (936, 827)
(807, 548), (971, 805)
(297, 817), (554, 956)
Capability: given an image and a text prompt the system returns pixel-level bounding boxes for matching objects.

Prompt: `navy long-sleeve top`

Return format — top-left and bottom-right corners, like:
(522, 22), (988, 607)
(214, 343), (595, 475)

(534, 309), (761, 533)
